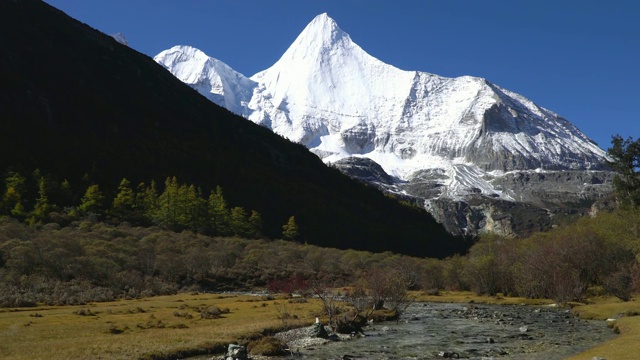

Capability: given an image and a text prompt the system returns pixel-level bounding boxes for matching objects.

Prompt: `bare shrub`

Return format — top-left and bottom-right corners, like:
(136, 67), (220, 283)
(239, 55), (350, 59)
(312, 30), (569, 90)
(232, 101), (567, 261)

(603, 269), (633, 301)
(72, 308), (96, 316)
(310, 281), (341, 331)
(266, 274), (309, 294)
(107, 324), (129, 334)
(248, 336), (287, 356)
(137, 315), (165, 329)
(363, 268), (413, 315)
(420, 258), (444, 291)
(273, 301), (299, 329)
(196, 305), (229, 319)
(172, 311), (193, 319)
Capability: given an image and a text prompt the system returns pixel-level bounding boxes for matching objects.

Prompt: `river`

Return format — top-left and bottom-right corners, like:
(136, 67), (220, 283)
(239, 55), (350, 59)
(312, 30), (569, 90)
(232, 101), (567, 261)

(279, 302), (614, 359)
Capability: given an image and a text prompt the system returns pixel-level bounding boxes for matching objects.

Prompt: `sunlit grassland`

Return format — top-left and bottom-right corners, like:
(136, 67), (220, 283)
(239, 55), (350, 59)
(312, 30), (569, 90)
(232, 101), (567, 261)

(413, 290), (555, 306)
(1, 291), (638, 360)
(564, 296), (640, 360)
(0, 293), (320, 360)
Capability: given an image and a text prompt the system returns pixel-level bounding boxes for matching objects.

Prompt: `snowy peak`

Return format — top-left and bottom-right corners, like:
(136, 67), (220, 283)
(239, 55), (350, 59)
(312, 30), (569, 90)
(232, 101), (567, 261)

(154, 13), (609, 203)
(154, 45), (256, 113)
(252, 12), (378, 81)
(248, 13), (418, 146)
(293, 12), (348, 50)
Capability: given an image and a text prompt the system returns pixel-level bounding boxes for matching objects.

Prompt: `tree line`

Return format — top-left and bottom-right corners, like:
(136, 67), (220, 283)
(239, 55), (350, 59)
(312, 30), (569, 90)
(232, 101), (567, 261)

(0, 135), (638, 308)
(0, 208), (639, 307)
(0, 170), (299, 240)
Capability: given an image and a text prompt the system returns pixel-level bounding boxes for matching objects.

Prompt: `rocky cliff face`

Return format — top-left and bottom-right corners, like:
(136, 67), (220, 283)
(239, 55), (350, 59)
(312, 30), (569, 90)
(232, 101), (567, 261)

(155, 13), (615, 237)
(331, 157), (614, 236)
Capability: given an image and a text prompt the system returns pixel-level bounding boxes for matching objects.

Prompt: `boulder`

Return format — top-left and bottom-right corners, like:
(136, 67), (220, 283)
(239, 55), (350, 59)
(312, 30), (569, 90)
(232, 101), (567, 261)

(225, 344), (247, 360)
(310, 321), (329, 338)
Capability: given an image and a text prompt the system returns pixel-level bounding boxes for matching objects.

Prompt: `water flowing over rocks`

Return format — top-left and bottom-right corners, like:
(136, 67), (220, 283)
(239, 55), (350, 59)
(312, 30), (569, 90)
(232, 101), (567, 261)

(271, 303), (614, 359)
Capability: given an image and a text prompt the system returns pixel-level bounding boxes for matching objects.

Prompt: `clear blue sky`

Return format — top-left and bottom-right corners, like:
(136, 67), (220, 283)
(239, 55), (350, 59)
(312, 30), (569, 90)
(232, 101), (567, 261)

(45, 0), (638, 150)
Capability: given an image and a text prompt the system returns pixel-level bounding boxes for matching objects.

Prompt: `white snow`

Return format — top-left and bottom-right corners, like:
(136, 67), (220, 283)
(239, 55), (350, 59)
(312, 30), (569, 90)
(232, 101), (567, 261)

(111, 33), (128, 46)
(153, 13), (608, 201)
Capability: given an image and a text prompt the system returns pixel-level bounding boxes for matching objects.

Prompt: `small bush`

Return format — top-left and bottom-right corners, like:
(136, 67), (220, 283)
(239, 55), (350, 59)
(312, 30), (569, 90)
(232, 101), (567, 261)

(425, 288), (440, 296)
(168, 323), (189, 329)
(73, 308), (96, 316)
(137, 315), (165, 329)
(107, 324), (129, 334)
(173, 311), (193, 319)
(248, 336), (287, 356)
(197, 306), (229, 319)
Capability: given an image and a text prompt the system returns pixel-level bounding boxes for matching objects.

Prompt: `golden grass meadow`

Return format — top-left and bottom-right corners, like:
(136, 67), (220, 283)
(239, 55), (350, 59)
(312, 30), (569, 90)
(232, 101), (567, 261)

(0, 293), (318, 360)
(0, 291), (638, 360)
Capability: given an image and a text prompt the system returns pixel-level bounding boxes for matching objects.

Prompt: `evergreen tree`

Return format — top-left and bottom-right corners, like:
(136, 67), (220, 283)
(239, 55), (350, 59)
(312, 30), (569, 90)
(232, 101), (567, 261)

(180, 184), (208, 231)
(230, 207), (251, 237)
(2, 172), (27, 217)
(136, 180), (158, 224)
(31, 176), (52, 223)
(156, 177), (180, 229)
(112, 178), (135, 221)
(57, 179), (75, 209)
(208, 186), (230, 235)
(282, 216), (300, 241)
(608, 135), (640, 208)
(78, 184), (105, 216)
(11, 201), (26, 219)
(248, 210), (263, 238)
(154, 177), (208, 231)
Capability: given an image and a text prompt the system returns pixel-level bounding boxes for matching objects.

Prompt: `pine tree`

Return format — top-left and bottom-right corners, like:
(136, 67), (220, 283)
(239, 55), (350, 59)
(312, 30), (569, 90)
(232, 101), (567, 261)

(180, 184), (208, 231)
(156, 177), (180, 229)
(607, 135), (640, 208)
(58, 179), (74, 209)
(230, 207), (251, 237)
(78, 184), (105, 216)
(31, 176), (52, 222)
(136, 180), (158, 224)
(282, 216), (300, 241)
(2, 172), (26, 217)
(208, 186), (230, 235)
(248, 210), (263, 238)
(112, 178), (135, 221)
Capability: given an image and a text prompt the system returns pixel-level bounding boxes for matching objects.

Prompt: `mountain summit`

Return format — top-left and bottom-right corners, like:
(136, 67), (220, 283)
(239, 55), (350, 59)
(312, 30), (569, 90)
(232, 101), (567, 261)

(155, 13), (613, 235)
(1, 1), (463, 256)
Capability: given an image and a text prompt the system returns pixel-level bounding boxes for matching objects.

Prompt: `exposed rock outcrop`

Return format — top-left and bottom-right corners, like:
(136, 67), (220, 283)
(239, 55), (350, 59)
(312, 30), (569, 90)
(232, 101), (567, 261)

(332, 159), (615, 237)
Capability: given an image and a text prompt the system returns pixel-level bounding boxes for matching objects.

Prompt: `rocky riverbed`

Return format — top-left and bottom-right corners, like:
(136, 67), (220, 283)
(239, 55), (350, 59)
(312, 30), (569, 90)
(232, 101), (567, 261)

(273, 302), (614, 359)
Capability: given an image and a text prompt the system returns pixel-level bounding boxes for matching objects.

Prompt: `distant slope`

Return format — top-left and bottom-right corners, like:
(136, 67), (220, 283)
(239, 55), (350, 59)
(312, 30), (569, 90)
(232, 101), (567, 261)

(0, 0), (465, 257)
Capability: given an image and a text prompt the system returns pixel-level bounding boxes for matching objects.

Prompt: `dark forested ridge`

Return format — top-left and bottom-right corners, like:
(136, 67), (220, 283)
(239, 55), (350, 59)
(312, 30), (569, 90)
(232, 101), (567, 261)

(0, 0), (467, 257)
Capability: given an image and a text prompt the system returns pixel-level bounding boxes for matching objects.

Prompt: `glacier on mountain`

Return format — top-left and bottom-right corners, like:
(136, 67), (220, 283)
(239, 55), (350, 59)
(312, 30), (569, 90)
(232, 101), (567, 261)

(154, 13), (609, 206)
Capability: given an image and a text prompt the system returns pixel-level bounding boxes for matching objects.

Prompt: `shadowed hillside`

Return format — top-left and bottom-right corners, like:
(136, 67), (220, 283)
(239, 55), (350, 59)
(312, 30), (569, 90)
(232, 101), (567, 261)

(0, 0), (467, 257)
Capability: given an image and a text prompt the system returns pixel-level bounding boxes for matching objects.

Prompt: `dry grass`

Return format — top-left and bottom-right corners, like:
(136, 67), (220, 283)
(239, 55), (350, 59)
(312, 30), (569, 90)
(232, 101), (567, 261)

(563, 296), (640, 360)
(0, 293), (320, 360)
(413, 290), (554, 306)
(2, 291), (637, 360)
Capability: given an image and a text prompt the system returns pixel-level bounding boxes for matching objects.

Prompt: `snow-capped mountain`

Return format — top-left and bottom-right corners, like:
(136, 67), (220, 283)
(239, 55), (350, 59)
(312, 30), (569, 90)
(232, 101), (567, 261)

(155, 13), (613, 235)
(155, 45), (255, 115)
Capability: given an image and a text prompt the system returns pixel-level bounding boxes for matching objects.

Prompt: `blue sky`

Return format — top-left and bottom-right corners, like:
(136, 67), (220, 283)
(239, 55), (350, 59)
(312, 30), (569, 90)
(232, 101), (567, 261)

(45, 0), (638, 150)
